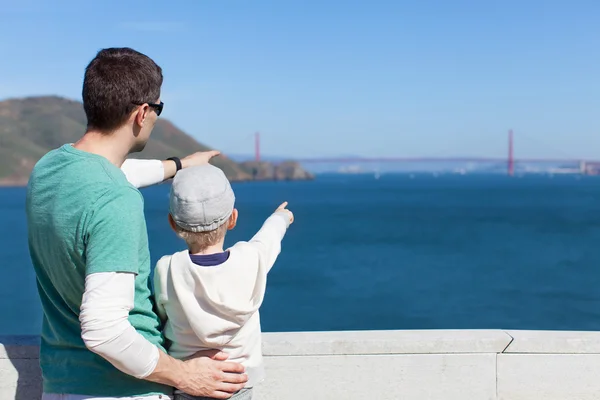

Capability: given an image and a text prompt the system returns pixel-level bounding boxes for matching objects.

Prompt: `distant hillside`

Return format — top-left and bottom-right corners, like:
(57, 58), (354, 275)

(0, 96), (252, 185)
(241, 161), (314, 181)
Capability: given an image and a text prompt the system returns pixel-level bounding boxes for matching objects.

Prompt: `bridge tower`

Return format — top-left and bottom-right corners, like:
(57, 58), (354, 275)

(255, 132), (261, 162)
(508, 129), (514, 176)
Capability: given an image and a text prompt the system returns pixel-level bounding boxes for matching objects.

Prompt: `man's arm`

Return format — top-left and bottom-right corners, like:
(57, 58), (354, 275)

(80, 272), (159, 378)
(80, 272), (248, 398)
(121, 159), (165, 189)
(121, 151), (221, 189)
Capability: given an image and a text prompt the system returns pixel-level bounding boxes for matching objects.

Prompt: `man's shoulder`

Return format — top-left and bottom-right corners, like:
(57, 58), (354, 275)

(29, 146), (66, 180)
(31, 144), (133, 189)
(95, 184), (143, 207)
(87, 185), (145, 230)
(27, 146), (141, 216)
(33, 145), (62, 166)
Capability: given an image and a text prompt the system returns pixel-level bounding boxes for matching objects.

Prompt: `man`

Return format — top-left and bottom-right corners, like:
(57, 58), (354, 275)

(26, 47), (248, 399)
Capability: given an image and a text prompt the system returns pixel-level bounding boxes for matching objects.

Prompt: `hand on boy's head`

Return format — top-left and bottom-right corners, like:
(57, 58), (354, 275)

(181, 150), (221, 169)
(275, 201), (294, 225)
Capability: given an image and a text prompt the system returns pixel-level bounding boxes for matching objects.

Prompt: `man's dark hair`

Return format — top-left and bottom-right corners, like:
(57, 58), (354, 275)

(82, 47), (163, 132)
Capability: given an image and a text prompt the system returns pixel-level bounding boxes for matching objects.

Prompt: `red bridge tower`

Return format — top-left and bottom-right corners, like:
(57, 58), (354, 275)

(508, 129), (514, 176)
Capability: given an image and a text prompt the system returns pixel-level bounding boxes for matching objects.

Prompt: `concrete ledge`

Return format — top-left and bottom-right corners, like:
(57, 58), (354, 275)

(504, 330), (600, 353)
(255, 353), (497, 400)
(0, 336), (42, 400)
(498, 354), (600, 400)
(262, 329), (512, 355)
(4, 330), (600, 400)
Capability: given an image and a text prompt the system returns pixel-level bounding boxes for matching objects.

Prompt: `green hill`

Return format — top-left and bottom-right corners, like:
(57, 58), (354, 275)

(0, 96), (252, 185)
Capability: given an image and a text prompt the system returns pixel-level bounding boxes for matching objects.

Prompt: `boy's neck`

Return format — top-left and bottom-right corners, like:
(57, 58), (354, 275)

(189, 241), (225, 256)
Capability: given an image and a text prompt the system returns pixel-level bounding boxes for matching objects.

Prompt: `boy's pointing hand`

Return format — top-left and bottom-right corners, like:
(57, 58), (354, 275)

(276, 202), (294, 225)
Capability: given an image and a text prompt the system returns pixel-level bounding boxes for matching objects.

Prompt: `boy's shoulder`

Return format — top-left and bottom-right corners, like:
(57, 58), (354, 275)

(228, 241), (263, 261)
(155, 250), (189, 275)
(229, 240), (257, 252)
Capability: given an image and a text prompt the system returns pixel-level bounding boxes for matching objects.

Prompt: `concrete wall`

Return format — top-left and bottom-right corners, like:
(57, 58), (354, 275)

(3, 330), (600, 400)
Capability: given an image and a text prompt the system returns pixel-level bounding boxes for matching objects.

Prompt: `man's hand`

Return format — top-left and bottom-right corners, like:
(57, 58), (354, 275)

(181, 150), (221, 169)
(161, 151), (221, 181)
(178, 351), (248, 399)
(146, 349), (247, 399)
(276, 201), (294, 225)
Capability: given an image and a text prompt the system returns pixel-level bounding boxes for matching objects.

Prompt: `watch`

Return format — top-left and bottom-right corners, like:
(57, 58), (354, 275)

(167, 157), (182, 172)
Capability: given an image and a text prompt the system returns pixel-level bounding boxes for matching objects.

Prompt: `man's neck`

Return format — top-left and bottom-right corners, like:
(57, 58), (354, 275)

(74, 129), (131, 168)
(189, 241), (225, 256)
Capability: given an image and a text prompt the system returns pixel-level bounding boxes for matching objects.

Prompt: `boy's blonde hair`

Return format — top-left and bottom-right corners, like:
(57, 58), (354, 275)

(173, 216), (231, 252)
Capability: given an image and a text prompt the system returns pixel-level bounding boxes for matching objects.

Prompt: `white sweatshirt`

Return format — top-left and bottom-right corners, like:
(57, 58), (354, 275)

(153, 212), (290, 387)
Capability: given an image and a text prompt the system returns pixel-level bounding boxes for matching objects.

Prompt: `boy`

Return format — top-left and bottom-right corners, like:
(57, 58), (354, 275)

(153, 164), (294, 400)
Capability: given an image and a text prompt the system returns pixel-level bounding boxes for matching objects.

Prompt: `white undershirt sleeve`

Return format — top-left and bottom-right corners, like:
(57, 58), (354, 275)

(79, 272), (159, 379)
(121, 159), (165, 189)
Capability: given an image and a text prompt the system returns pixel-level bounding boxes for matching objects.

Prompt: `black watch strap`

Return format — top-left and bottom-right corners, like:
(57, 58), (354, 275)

(167, 157), (183, 172)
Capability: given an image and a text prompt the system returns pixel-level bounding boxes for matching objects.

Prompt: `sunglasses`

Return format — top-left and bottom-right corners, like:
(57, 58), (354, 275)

(133, 101), (164, 116)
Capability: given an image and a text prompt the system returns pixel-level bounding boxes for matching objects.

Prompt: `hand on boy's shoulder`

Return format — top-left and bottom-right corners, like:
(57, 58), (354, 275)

(275, 201), (294, 226)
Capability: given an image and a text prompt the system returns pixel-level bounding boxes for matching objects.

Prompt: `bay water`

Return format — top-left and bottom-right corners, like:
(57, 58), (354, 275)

(2, 174), (600, 336)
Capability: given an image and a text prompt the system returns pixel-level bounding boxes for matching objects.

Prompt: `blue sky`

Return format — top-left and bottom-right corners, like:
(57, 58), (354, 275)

(1, 0), (600, 159)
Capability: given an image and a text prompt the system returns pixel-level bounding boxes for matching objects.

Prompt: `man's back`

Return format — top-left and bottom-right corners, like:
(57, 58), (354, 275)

(27, 144), (167, 397)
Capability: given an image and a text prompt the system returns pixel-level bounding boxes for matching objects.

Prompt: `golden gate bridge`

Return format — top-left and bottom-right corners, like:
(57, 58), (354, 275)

(250, 130), (600, 176)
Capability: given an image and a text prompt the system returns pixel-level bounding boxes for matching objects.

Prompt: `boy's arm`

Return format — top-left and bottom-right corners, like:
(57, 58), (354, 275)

(153, 259), (168, 323)
(248, 202), (294, 273)
(200, 204), (292, 331)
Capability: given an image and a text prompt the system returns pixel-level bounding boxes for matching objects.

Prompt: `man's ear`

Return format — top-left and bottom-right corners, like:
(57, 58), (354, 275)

(168, 214), (178, 232)
(228, 209), (238, 230)
(134, 104), (149, 128)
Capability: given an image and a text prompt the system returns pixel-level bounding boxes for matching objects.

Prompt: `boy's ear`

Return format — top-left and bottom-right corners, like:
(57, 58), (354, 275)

(228, 209), (238, 230)
(168, 214), (178, 232)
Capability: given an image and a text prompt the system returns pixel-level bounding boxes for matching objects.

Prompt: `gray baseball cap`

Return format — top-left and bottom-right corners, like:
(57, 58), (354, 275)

(169, 164), (235, 232)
